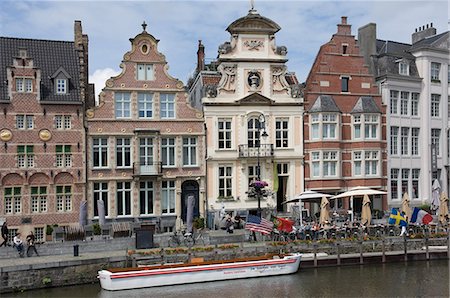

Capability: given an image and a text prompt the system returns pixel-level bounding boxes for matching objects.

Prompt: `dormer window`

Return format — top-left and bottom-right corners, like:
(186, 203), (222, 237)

(50, 66), (71, 95)
(16, 78), (33, 93)
(56, 79), (67, 94)
(399, 61), (409, 76)
(137, 64), (154, 81)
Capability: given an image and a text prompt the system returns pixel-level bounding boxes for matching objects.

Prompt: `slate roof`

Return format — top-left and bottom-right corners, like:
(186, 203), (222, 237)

(308, 95), (341, 113)
(351, 96), (381, 114)
(373, 39), (420, 78)
(410, 31), (450, 51)
(0, 37), (81, 103)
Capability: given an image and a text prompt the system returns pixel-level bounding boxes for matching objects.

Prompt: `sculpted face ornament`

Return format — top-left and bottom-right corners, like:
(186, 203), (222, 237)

(248, 71), (261, 90)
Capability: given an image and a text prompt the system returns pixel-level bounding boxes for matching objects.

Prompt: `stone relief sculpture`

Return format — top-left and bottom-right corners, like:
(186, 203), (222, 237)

(243, 40), (264, 51)
(217, 64), (237, 93)
(205, 84), (218, 98)
(218, 42), (232, 54)
(247, 70), (262, 91)
(290, 83), (304, 98)
(272, 66), (290, 94)
(276, 46), (288, 56)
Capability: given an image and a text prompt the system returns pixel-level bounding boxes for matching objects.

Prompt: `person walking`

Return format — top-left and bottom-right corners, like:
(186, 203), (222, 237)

(13, 233), (24, 257)
(26, 231), (39, 257)
(0, 221), (9, 247)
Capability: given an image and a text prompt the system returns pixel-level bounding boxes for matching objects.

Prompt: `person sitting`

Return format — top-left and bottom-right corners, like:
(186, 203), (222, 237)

(225, 214), (234, 234)
(13, 233), (24, 257)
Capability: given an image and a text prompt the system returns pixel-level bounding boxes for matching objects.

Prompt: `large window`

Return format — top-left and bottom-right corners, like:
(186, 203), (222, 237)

(56, 185), (72, 212)
(311, 114), (320, 139)
(399, 62), (409, 76)
(31, 186), (47, 213)
(4, 187), (21, 214)
(390, 126), (399, 155)
(117, 182), (131, 216)
(15, 78), (33, 93)
(17, 145), (34, 168)
(365, 151), (378, 175)
(161, 180), (175, 214)
(93, 182), (108, 217)
(353, 151), (362, 176)
(93, 138), (108, 168)
(431, 94), (440, 117)
(411, 128), (419, 156)
(218, 119), (232, 149)
(412, 169), (420, 199)
(247, 165), (258, 186)
(431, 129), (441, 156)
(411, 93), (419, 116)
(162, 138), (176, 167)
(182, 137), (197, 166)
(16, 115), (33, 130)
(218, 166), (232, 198)
(401, 169), (409, 195)
(311, 151), (338, 177)
(311, 152), (320, 177)
(353, 114), (379, 140)
(353, 115), (361, 139)
(400, 91), (409, 115)
(139, 137), (154, 167)
(401, 127), (409, 155)
(55, 115), (71, 129)
(116, 138), (131, 168)
(138, 93), (153, 118)
(137, 64), (154, 81)
(115, 92), (131, 118)
(275, 119), (289, 147)
(390, 90), (398, 114)
(160, 94), (175, 119)
(391, 169), (399, 200)
(56, 145), (72, 167)
(431, 62), (440, 81)
(140, 181), (154, 215)
(247, 118), (260, 148)
(310, 113), (338, 140)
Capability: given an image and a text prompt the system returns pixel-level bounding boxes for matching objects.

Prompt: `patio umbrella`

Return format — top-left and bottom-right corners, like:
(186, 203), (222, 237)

(186, 195), (195, 233)
(319, 196), (330, 225)
(439, 192), (449, 225)
(361, 194), (372, 226)
(401, 192), (412, 222)
(79, 200), (87, 226)
(283, 190), (333, 225)
(97, 199), (106, 226)
(431, 179), (441, 212)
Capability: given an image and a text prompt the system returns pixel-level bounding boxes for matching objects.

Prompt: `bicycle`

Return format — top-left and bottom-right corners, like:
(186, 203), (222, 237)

(168, 230), (194, 248)
(187, 228), (206, 246)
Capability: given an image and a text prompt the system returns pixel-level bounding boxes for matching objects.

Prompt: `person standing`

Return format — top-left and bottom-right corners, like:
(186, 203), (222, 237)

(0, 222), (9, 247)
(26, 231), (39, 257)
(13, 233), (24, 257)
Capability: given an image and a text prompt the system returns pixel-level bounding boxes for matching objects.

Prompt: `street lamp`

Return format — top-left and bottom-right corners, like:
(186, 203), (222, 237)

(256, 113), (268, 217)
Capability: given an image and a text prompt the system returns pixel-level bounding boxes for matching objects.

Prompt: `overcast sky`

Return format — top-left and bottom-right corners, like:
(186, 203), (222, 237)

(1, 0), (448, 99)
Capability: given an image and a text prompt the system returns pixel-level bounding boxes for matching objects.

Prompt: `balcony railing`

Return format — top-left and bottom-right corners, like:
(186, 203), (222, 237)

(238, 144), (274, 158)
(133, 161), (163, 176)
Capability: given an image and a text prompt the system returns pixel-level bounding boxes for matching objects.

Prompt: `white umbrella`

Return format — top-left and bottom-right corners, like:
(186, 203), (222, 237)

(283, 190), (333, 226)
(319, 196), (330, 225)
(361, 194), (372, 226)
(431, 179), (441, 212)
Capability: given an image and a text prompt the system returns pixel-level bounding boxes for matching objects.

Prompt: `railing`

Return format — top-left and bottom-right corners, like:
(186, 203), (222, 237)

(238, 144), (274, 158)
(133, 161), (163, 176)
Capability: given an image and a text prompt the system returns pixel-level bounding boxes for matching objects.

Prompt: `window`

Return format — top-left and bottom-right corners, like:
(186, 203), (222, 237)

(161, 180), (175, 214)
(115, 92), (131, 118)
(323, 151), (338, 177)
(93, 138), (108, 168)
(311, 152), (320, 177)
(390, 126), (399, 155)
(93, 182), (108, 217)
(247, 118), (260, 148)
(17, 145), (34, 168)
(140, 181), (154, 215)
(411, 128), (419, 156)
(431, 94), (440, 117)
(248, 165), (258, 186)
(4, 187), (21, 214)
(412, 169), (420, 199)
(391, 169), (399, 200)
(411, 93), (419, 116)
(431, 62), (440, 81)
(218, 119), (232, 149)
(275, 119), (289, 147)
(277, 163), (289, 175)
(137, 64), (154, 81)
(322, 114), (337, 139)
(401, 169), (409, 195)
(160, 94), (175, 119)
(15, 78), (32, 93)
(117, 182), (131, 216)
(56, 185), (72, 212)
(56, 79), (67, 94)
(390, 90), (398, 115)
(364, 115), (378, 139)
(138, 93), (153, 118)
(55, 115), (71, 129)
(34, 227), (44, 243)
(353, 115), (361, 139)
(116, 138), (131, 168)
(431, 129), (441, 156)
(183, 137), (197, 166)
(162, 138), (176, 167)
(399, 62), (409, 75)
(342, 44), (348, 55)
(16, 115), (33, 129)
(401, 127), (409, 155)
(364, 151), (378, 175)
(400, 91), (409, 115)
(139, 137), (154, 167)
(31, 186), (47, 213)
(218, 166), (232, 198)
(56, 145), (72, 167)
(311, 114), (320, 140)
(353, 151), (362, 176)
(341, 76), (349, 92)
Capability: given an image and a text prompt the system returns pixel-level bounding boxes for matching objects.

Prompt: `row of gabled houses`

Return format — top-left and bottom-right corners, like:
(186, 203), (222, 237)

(0, 8), (449, 240)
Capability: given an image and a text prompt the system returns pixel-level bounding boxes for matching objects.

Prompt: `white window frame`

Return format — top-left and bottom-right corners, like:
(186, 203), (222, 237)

(93, 137), (108, 168)
(323, 151), (338, 177)
(93, 182), (109, 217)
(137, 64), (154, 81)
(412, 169), (420, 199)
(411, 92), (419, 116)
(411, 128), (419, 156)
(56, 79), (67, 94)
(4, 187), (21, 214)
(400, 91), (409, 115)
(139, 181), (154, 215)
(399, 62), (409, 76)
(310, 113), (338, 141)
(15, 78), (33, 93)
(353, 151), (362, 176)
(401, 169), (410, 195)
(56, 145), (72, 168)
(218, 166), (233, 198)
(117, 181), (132, 216)
(16, 115), (33, 130)
(431, 62), (440, 81)
(391, 168), (399, 200)
(31, 186), (47, 213)
(138, 92), (153, 118)
(139, 137), (154, 167)
(56, 185), (72, 212)
(311, 152), (320, 177)
(390, 126), (398, 155)
(401, 127), (409, 155)
(182, 137), (197, 167)
(364, 151), (378, 176)
(311, 114), (320, 140)
(390, 90), (398, 115)
(275, 118), (289, 148)
(247, 165), (258, 186)
(431, 129), (441, 156)
(161, 137), (176, 167)
(218, 118), (232, 149)
(17, 145), (34, 168)
(160, 93), (175, 119)
(431, 94), (440, 117)
(115, 92), (131, 119)
(161, 180), (176, 214)
(353, 115), (361, 139)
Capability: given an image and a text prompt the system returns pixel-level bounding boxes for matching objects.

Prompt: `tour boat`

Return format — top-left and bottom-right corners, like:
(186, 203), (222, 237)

(98, 253), (301, 291)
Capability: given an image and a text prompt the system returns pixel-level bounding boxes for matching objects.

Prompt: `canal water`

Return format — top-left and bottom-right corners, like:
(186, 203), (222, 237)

(6, 260), (449, 298)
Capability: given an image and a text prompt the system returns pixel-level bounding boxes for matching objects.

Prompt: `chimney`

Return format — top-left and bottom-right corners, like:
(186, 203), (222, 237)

(74, 20), (83, 48)
(197, 40), (205, 72)
(358, 23), (377, 75)
(412, 23), (436, 44)
(337, 16), (351, 35)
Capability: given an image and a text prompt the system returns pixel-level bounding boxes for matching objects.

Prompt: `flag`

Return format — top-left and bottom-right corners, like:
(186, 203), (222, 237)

(272, 216), (294, 233)
(245, 215), (274, 234)
(410, 207), (433, 225)
(388, 208), (407, 226)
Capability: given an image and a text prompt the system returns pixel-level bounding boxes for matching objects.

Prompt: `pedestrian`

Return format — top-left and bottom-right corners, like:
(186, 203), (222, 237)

(0, 221), (9, 247)
(399, 211), (409, 237)
(26, 231), (39, 257)
(13, 233), (24, 257)
(225, 214), (234, 234)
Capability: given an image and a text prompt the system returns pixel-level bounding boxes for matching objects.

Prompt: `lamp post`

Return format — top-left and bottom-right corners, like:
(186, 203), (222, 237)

(256, 113), (268, 217)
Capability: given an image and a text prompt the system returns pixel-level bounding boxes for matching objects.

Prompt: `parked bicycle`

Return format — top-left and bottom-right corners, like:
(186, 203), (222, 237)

(168, 229), (207, 248)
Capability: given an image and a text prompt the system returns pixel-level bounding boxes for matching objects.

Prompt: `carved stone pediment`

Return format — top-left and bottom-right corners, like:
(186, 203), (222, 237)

(235, 92), (274, 105)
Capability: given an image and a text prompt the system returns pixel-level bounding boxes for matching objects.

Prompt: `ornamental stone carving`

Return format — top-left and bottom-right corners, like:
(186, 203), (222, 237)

(276, 46), (288, 56)
(0, 129), (12, 142)
(217, 64), (237, 93)
(218, 42), (232, 55)
(272, 66), (289, 94)
(39, 129), (52, 142)
(243, 39), (264, 51)
(205, 84), (217, 98)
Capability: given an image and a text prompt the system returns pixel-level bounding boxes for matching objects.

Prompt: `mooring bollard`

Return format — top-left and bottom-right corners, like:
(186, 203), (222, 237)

(73, 244), (79, 257)
(381, 238), (386, 263)
(425, 235), (429, 260)
(313, 243), (318, 267)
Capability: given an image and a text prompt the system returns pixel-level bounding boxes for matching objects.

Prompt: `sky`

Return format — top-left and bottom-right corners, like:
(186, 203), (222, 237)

(1, 0), (449, 99)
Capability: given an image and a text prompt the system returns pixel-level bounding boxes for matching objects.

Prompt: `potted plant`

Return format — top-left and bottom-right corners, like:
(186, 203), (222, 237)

(45, 225), (54, 242)
(193, 217), (205, 230)
(93, 223), (101, 236)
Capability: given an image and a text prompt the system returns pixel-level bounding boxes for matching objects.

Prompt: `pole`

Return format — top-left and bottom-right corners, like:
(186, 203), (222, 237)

(257, 120), (261, 217)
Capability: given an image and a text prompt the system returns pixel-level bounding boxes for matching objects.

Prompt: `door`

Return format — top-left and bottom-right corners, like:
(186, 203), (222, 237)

(181, 181), (200, 222)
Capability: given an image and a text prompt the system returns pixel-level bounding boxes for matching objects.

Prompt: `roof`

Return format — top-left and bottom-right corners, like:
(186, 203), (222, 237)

(351, 96), (381, 114)
(373, 39), (420, 78)
(226, 10), (280, 34)
(0, 37), (81, 102)
(410, 31), (450, 51)
(309, 95), (341, 113)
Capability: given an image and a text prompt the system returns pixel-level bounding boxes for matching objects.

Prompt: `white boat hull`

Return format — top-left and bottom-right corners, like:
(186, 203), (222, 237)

(98, 254), (301, 291)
